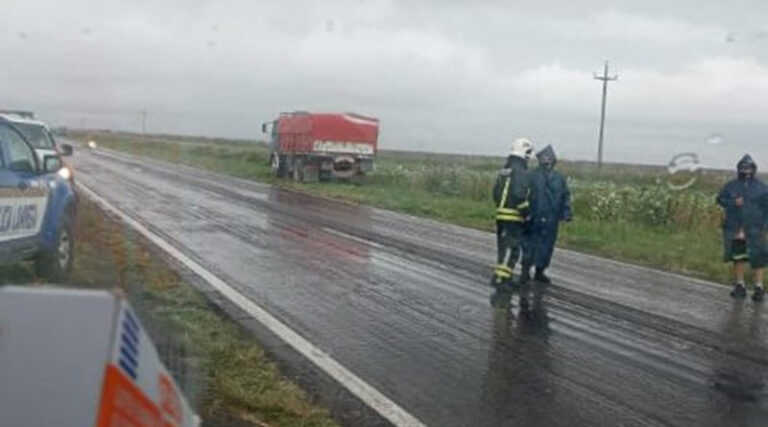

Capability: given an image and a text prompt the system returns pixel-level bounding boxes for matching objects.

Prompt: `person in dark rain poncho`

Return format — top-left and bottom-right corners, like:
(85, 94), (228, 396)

(521, 145), (572, 285)
(717, 154), (768, 302)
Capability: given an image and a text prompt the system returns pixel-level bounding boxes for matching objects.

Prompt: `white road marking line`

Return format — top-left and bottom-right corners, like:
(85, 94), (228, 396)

(76, 181), (426, 427)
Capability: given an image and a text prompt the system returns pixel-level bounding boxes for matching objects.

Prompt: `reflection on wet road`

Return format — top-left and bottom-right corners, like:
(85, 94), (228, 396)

(71, 147), (768, 426)
(710, 303), (767, 426)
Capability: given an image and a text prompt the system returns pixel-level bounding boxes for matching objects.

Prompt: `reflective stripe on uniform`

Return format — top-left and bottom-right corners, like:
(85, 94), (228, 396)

(496, 206), (523, 222)
(502, 248), (512, 266)
(498, 173), (528, 220)
(494, 265), (512, 278)
(498, 177), (511, 210)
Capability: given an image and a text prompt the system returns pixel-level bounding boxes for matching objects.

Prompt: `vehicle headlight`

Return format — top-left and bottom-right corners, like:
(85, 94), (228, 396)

(58, 166), (72, 180)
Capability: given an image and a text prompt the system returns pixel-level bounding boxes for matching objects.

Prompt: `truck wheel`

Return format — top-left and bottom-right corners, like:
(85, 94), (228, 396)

(34, 217), (74, 282)
(293, 159), (305, 182)
(272, 154), (286, 177)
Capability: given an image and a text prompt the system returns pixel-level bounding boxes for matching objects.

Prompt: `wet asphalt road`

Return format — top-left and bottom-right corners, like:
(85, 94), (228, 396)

(70, 146), (768, 427)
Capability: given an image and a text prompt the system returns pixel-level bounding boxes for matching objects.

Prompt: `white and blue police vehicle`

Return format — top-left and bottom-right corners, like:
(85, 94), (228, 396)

(0, 113), (74, 167)
(0, 116), (77, 280)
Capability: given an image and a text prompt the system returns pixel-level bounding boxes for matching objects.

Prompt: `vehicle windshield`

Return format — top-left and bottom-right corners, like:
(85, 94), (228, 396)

(13, 122), (54, 149)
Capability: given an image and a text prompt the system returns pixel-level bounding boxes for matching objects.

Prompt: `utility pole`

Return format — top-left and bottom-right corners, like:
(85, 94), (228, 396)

(141, 109), (147, 136)
(593, 61), (618, 171)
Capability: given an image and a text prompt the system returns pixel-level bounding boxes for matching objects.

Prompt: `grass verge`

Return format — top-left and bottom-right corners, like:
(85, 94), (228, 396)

(0, 197), (337, 427)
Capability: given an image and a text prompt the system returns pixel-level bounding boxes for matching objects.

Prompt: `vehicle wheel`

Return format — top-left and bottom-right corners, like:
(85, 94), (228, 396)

(34, 218), (74, 281)
(272, 154), (286, 177)
(293, 159), (305, 182)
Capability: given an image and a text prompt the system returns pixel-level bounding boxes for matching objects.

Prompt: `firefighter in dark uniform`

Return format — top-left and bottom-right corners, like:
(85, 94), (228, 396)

(490, 138), (534, 308)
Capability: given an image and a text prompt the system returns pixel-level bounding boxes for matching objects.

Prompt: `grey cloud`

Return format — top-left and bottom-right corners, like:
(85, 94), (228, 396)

(0, 0), (766, 167)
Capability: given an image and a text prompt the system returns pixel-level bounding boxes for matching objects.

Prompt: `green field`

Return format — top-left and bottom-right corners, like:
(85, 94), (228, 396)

(0, 197), (337, 427)
(74, 130), (737, 284)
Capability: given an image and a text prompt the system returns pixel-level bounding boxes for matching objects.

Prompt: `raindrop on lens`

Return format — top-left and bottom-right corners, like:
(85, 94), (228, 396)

(706, 133), (724, 145)
(667, 152), (701, 191)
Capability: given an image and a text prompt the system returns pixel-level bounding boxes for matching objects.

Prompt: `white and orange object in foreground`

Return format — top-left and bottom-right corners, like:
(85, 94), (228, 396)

(0, 286), (199, 427)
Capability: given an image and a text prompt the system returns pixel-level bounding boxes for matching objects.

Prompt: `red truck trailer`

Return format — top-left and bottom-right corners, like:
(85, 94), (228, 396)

(263, 112), (379, 181)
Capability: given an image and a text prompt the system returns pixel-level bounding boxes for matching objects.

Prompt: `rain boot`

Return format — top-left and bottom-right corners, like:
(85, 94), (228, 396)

(752, 286), (765, 302)
(534, 268), (552, 284)
(730, 283), (747, 299)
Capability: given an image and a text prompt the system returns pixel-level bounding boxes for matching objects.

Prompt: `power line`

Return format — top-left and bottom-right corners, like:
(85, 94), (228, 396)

(593, 61), (618, 171)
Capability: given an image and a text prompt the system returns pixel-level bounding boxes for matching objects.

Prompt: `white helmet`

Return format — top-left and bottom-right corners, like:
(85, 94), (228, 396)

(510, 137), (534, 160)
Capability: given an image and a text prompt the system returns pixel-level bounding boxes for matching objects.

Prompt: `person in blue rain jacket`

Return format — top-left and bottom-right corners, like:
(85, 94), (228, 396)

(521, 145), (572, 285)
(717, 154), (768, 302)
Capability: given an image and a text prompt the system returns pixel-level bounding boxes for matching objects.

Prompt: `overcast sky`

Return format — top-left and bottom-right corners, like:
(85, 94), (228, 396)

(1, 0), (767, 167)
